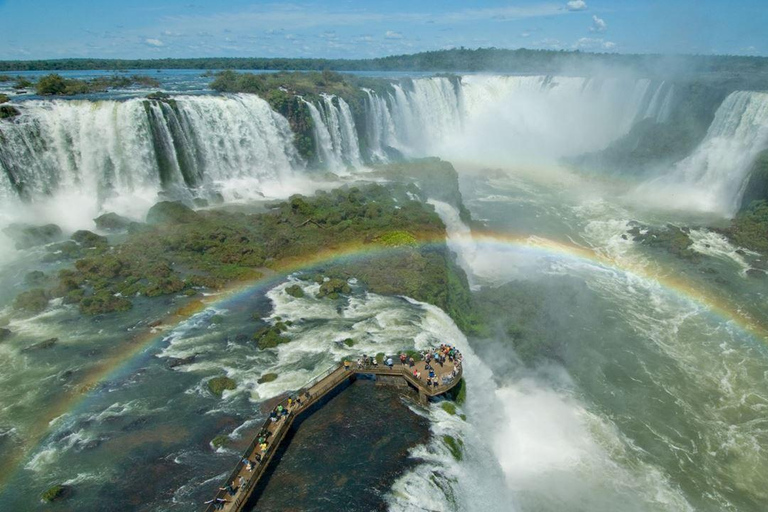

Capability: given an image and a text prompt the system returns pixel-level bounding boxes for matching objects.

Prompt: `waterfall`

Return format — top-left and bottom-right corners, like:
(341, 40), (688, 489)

(0, 94), (302, 227)
(304, 95), (363, 172)
(637, 91), (768, 215)
(363, 75), (668, 165)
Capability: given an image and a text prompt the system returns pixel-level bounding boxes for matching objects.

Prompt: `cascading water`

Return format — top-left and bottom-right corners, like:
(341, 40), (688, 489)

(635, 90), (768, 215)
(304, 94), (363, 172)
(0, 94), (303, 228)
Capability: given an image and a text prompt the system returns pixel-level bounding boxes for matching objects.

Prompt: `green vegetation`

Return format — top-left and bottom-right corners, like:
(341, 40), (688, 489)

(40, 484), (66, 503)
(208, 376), (236, 397)
(0, 94), (8, 103)
(377, 231), (417, 247)
(34, 73), (160, 96)
(211, 434), (230, 449)
(342, 338), (355, 347)
(3, 223), (62, 249)
(317, 278), (352, 299)
(12, 168), (476, 334)
(3, 49), (768, 76)
(375, 352), (386, 363)
(739, 151), (768, 211)
(210, 315), (224, 324)
(0, 104), (20, 119)
(94, 212), (132, 231)
(454, 379), (467, 406)
(442, 434), (464, 461)
(254, 322), (291, 349)
(441, 401), (457, 415)
(285, 284), (305, 298)
(723, 200), (768, 255)
(627, 223), (698, 260)
(13, 289), (49, 315)
(257, 373), (279, 384)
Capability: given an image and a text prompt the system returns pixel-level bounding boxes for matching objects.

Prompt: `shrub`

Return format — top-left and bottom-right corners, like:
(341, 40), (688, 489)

(208, 376), (236, 397)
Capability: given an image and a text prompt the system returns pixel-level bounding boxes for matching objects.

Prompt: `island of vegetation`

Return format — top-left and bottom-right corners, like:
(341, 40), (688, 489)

(9, 159), (477, 333)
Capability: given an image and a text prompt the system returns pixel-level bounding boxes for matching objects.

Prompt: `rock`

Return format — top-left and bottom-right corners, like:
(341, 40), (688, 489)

(71, 230), (107, 248)
(22, 337), (58, 352)
(208, 376), (236, 397)
(317, 278), (351, 299)
(254, 323), (290, 349)
(3, 223), (62, 249)
(193, 197), (209, 208)
(40, 484), (68, 503)
(0, 105), (20, 120)
(146, 201), (199, 225)
(13, 289), (49, 314)
(746, 269), (766, 279)
(0, 328), (12, 341)
(167, 355), (196, 368)
(234, 333), (248, 343)
(285, 284), (305, 298)
(24, 270), (47, 286)
(0, 93), (8, 104)
(257, 372), (278, 384)
(94, 212), (132, 231)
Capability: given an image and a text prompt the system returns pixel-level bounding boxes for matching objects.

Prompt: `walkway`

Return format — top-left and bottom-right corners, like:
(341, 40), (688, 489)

(204, 353), (463, 512)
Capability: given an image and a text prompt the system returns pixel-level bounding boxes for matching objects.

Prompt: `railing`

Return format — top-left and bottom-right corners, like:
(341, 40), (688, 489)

(203, 358), (462, 511)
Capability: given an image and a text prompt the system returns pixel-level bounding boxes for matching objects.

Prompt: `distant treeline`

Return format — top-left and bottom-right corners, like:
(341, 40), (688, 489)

(2, 48), (768, 76)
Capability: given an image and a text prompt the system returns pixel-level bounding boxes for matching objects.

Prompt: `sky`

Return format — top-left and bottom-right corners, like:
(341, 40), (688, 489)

(0, 0), (766, 60)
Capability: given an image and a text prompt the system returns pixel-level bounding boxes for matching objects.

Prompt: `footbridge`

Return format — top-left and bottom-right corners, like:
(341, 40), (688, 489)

(204, 355), (463, 512)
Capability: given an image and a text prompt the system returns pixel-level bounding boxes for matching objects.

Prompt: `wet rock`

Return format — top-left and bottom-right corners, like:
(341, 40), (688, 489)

(0, 105), (20, 120)
(22, 337), (58, 352)
(746, 268), (766, 279)
(167, 355), (196, 369)
(193, 197), (209, 208)
(3, 223), (62, 249)
(40, 484), (69, 503)
(13, 289), (49, 315)
(208, 376), (236, 397)
(257, 372), (278, 384)
(234, 333), (248, 343)
(24, 270), (47, 286)
(71, 230), (108, 248)
(94, 212), (132, 231)
(0, 328), (11, 341)
(146, 201), (199, 225)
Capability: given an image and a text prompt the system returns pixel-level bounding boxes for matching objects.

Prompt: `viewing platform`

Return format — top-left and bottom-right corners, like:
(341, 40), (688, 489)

(204, 349), (463, 512)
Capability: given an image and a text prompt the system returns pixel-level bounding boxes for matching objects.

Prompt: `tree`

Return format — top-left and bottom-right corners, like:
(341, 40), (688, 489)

(35, 74), (68, 95)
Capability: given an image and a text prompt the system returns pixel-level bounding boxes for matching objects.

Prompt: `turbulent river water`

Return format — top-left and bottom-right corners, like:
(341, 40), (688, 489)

(1, 70), (767, 511)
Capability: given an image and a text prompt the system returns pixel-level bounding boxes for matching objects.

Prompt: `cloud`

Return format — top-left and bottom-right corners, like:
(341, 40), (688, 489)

(144, 38), (165, 47)
(589, 15), (606, 33)
(533, 38), (565, 50)
(566, 0), (587, 11)
(385, 30), (403, 40)
(574, 37), (616, 50)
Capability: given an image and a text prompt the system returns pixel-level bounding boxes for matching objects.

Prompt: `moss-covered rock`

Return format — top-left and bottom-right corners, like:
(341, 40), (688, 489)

(3, 223), (62, 249)
(254, 323), (291, 349)
(0, 104), (20, 119)
(13, 289), (49, 314)
(285, 284), (305, 298)
(628, 223), (698, 260)
(208, 376), (236, 397)
(22, 337), (58, 352)
(71, 230), (108, 248)
(24, 270), (47, 286)
(0, 93), (9, 104)
(78, 291), (132, 315)
(211, 434), (230, 449)
(442, 435), (463, 461)
(40, 484), (67, 503)
(146, 201), (199, 225)
(441, 402), (457, 415)
(257, 372), (279, 384)
(0, 328), (12, 341)
(317, 278), (351, 299)
(94, 212), (133, 231)
(342, 338), (355, 347)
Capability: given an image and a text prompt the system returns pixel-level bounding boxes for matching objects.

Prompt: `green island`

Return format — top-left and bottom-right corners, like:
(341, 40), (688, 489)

(9, 159), (477, 334)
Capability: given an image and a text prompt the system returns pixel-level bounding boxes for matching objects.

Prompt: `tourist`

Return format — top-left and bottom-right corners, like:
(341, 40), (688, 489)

(386, 357), (394, 368)
(344, 359), (351, 370)
(408, 357), (415, 367)
(239, 476), (246, 488)
(400, 353), (406, 365)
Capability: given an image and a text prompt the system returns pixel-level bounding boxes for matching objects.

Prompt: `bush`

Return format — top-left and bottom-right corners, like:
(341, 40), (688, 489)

(441, 402), (457, 415)
(13, 289), (49, 314)
(36, 74), (68, 95)
(342, 338), (355, 347)
(208, 376), (236, 397)
(211, 434), (229, 449)
(285, 284), (305, 298)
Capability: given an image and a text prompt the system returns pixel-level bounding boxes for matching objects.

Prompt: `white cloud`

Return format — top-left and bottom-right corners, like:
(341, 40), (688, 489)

(566, 0), (588, 11)
(144, 38), (164, 47)
(574, 37), (616, 50)
(385, 30), (403, 39)
(533, 38), (565, 49)
(521, 32), (531, 38)
(589, 15), (606, 33)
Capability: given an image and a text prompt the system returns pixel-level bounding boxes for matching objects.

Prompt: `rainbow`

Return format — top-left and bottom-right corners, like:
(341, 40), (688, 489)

(2, 230), (765, 487)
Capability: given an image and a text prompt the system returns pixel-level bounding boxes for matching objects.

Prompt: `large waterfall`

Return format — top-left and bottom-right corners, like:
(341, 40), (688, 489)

(637, 90), (768, 215)
(3, 74), (763, 227)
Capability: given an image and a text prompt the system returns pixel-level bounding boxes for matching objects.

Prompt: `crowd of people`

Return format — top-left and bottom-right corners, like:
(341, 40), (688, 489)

(353, 343), (463, 389)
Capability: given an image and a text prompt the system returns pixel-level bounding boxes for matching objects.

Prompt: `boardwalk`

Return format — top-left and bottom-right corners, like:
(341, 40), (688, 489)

(204, 354), (463, 512)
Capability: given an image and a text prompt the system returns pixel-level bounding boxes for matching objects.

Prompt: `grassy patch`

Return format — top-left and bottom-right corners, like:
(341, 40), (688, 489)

(441, 402), (457, 415)
(40, 485), (66, 503)
(211, 434), (230, 449)
(257, 373), (279, 384)
(442, 435), (464, 461)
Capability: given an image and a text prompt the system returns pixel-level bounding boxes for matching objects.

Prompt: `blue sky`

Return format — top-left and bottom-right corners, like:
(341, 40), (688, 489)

(0, 0), (765, 60)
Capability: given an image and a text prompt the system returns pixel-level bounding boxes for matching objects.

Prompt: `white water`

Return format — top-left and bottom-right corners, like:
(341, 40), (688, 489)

(635, 91), (768, 215)
(0, 95), (302, 231)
